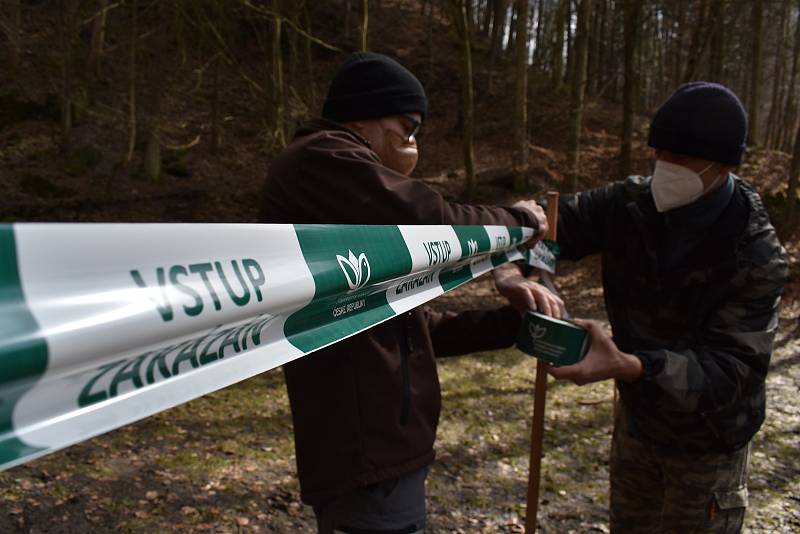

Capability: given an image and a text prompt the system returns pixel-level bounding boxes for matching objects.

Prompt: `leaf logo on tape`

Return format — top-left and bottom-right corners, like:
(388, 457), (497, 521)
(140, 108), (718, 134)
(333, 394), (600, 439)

(336, 250), (371, 291)
(529, 323), (547, 340)
(467, 238), (478, 256)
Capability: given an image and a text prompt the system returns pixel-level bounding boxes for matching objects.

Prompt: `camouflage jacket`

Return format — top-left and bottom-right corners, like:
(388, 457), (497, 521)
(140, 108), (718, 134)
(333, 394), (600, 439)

(558, 175), (788, 453)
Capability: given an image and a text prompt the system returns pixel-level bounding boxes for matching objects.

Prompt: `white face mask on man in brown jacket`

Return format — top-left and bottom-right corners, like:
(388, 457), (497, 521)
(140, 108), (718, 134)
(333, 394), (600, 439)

(345, 114), (421, 176)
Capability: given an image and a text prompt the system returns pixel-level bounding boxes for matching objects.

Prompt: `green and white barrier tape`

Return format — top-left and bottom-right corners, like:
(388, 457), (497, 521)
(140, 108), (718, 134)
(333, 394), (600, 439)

(0, 223), (533, 472)
(527, 240), (558, 274)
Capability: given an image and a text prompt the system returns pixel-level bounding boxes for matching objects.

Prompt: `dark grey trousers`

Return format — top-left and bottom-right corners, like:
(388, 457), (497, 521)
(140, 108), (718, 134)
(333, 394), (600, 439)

(313, 467), (427, 534)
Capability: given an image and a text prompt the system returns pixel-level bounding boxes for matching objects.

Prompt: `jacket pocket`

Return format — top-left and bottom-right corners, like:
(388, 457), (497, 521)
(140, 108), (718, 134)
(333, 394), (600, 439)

(714, 487), (748, 511)
(702, 397), (762, 451)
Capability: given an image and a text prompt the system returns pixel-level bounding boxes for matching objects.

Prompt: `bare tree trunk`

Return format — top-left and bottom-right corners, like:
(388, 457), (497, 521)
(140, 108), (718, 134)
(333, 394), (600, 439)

(784, 120), (800, 235)
(655, 4), (668, 103)
(449, 0), (476, 199)
(423, 0), (433, 81)
(507, 2), (518, 55)
(551, 0), (568, 92)
(211, 56), (221, 153)
(59, 0), (78, 155)
(143, 2), (170, 182)
(682, 0), (722, 83)
(487, 0), (510, 93)
(635, 6), (644, 109)
(481, 0), (493, 37)
(564, 0), (591, 193)
(607, 0), (620, 101)
(673, 0), (686, 85)
(303, 0), (316, 106)
(781, 0), (800, 152)
(489, 0), (510, 62)
(564, 0), (574, 91)
(748, 0), (764, 146)
(143, 96), (162, 182)
(586, 0), (601, 96)
(527, 5), (535, 62)
(538, 0), (552, 72)
(643, 4), (655, 108)
(513, 0), (529, 192)
(466, 0), (475, 36)
(766, 0), (790, 149)
(460, 0), (476, 200)
(595, 0), (608, 95)
(736, 20), (750, 107)
(360, 0), (368, 51)
(87, 0), (109, 79)
(682, 0), (708, 83)
(269, 0), (286, 150)
(707, 0), (725, 81)
(288, 4), (299, 89)
(533, 0), (545, 70)
(125, 0), (137, 166)
(620, 0), (641, 180)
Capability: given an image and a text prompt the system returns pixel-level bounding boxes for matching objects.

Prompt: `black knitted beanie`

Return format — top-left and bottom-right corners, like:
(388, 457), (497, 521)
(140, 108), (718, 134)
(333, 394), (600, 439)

(648, 82), (748, 165)
(322, 52), (427, 123)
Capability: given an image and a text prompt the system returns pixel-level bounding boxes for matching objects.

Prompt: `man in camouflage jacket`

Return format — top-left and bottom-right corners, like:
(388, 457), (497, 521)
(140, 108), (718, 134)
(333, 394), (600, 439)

(496, 83), (788, 532)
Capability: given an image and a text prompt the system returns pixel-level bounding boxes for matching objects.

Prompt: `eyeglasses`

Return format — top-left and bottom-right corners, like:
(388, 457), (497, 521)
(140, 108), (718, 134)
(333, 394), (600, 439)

(400, 114), (422, 143)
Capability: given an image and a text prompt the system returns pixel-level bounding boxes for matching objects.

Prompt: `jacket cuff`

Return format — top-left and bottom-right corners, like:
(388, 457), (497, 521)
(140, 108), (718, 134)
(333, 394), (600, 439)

(505, 206), (538, 232)
(635, 351), (666, 380)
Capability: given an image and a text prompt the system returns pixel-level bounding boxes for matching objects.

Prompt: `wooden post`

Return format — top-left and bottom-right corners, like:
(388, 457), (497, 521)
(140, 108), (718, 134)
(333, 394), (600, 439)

(525, 191), (560, 533)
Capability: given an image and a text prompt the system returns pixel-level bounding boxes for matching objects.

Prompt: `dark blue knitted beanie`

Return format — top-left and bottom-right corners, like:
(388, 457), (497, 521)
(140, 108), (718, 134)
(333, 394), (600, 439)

(648, 82), (748, 165)
(322, 52), (427, 123)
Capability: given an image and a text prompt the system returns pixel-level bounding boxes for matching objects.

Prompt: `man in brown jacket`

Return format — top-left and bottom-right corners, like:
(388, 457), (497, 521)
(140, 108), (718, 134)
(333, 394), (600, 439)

(260, 52), (556, 533)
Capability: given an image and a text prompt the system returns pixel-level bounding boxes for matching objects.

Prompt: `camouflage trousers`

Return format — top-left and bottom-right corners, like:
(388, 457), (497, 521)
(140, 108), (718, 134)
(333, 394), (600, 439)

(610, 408), (750, 533)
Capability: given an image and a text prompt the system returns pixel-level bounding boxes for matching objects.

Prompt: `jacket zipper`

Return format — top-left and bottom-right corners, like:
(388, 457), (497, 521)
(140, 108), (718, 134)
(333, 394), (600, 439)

(399, 314), (412, 426)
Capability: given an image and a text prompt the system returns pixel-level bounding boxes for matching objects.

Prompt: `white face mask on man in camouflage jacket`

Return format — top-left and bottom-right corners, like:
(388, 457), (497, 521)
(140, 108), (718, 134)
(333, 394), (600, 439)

(651, 160), (725, 212)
